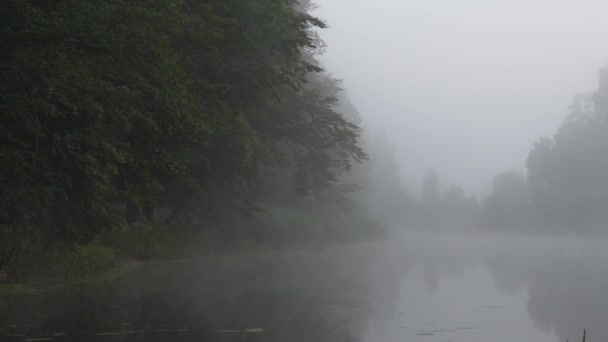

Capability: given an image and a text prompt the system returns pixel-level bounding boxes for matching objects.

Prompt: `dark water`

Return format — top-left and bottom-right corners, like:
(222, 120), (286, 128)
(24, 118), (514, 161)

(1, 233), (607, 342)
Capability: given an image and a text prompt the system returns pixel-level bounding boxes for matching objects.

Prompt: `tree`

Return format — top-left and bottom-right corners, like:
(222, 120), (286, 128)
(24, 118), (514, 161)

(441, 186), (481, 229)
(482, 171), (530, 230)
(526, 70), (608, 231)
(419, 169), (441, 229)
(366, 132), (409, 226)
(0, 0), (369, 255)
(422, 169), (441, 205)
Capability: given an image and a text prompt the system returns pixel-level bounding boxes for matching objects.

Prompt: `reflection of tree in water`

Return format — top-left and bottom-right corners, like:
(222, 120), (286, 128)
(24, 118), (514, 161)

(423, 260), (439, 293)
(398, 235), (608, 342)
(480, 238), (608, 342)
(412, 235), (485, 292)
(525, 248), (608, 342)
(1, 243), (405, 342)
(7, 237), (608, 342)
(484, 253), (532, 295)
(364, 244), (411, 336)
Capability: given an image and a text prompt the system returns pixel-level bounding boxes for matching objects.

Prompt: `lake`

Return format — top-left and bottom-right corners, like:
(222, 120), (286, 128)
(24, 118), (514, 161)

(1, 233), (607, 341)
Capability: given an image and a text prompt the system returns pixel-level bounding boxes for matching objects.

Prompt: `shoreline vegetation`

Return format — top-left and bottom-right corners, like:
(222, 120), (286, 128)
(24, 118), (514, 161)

(3, 1), (608, 288)
(1, 0), (393, 285)
(0, 214), (386, 286)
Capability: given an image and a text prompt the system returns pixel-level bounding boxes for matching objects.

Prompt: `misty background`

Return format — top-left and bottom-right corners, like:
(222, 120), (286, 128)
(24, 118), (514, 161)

(2, 1), (608, 341)
(316, 0), (608, 195)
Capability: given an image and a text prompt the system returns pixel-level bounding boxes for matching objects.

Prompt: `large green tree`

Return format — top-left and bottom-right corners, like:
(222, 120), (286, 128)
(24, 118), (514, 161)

(0, 0), (367, 246)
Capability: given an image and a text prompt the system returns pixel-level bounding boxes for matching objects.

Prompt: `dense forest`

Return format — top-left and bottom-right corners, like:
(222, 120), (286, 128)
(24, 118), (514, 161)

(0, 0), (410, 282)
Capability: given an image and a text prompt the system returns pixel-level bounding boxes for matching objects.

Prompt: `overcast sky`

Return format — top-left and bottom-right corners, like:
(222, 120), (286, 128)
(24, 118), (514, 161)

(314, 0), (608, 196)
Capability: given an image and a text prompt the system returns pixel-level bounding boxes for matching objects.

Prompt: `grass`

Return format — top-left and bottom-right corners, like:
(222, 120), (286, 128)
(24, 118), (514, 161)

(64, 261), (137, 285)
(0, 284), (41, 296)
(54, 243), (117, 280)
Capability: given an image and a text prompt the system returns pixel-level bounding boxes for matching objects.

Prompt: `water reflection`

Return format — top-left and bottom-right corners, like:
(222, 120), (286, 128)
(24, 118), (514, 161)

(1, 235), (608, 342)
(0, 244), (389, 342)
(374, 234), (608, 342)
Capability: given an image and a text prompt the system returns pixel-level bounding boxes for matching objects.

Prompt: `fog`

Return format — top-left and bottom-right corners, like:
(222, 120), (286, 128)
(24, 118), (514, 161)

(316, 0), (608, 193)
(4, 1), (608, 341)
(5, 235), (608, 342)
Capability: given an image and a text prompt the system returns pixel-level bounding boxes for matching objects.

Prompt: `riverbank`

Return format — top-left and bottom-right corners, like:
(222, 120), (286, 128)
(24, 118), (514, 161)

(0, 207), (385, 286)
(0, 242), (384, 342)
(3, 234), (600, 342)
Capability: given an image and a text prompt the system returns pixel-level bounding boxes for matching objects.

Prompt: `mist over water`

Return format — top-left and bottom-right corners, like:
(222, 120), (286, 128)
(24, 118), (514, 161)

(364, 233), (608, 342)
(3, 233), (608, 341)
(2, 0), (608, 341)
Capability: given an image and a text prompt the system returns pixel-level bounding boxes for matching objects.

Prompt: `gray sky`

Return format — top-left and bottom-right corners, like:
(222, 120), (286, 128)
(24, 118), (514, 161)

(314, 0), (608, 195)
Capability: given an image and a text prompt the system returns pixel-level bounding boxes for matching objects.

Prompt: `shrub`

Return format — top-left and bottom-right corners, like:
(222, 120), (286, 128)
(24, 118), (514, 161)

(55, 243), (116, 279)
(0, 228), (50, 283)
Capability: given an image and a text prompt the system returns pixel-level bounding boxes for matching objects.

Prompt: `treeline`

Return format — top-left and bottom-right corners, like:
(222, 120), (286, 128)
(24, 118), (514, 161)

(396, 170), (481, 232)
(483, 68), (608, 233)
(398, 67), (608, 234)
(0, 0), (385, 281)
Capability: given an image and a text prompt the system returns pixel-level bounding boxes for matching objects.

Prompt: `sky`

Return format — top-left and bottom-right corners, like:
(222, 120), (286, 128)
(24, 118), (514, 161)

(314, 0), (608, 196)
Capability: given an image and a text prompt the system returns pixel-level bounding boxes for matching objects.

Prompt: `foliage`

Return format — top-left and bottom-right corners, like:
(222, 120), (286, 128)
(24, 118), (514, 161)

(0, 0), (380, 282)
(403, 171), (481, 231)
(54, 243), (116, 280)
(0, 228), (48, 283)
(249, 206), (385, 248)
(365, 132), (410, 226)
(480, 67), (608, 233)
(523, 70), (608, 232)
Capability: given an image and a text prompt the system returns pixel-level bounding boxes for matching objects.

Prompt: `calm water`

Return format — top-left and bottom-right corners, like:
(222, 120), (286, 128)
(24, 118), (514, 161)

(1, 233), (607, 341)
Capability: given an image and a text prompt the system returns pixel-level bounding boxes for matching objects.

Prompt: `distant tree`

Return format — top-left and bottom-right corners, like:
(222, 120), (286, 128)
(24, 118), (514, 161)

(443, 186), (466, 205)
(419, 169), (441, 229)
(366, 132), (409, 226)
(526, 69), (608, 231)
(441, 186), (481, 229)
(422, 169), (441, 205)
(482, 171), (530, 230)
